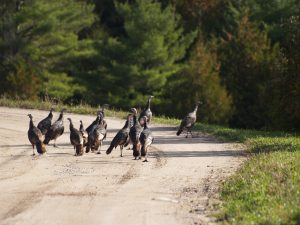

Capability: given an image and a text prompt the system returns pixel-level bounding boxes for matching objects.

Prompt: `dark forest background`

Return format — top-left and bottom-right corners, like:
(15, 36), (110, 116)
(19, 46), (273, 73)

(0, 0), (299, 130)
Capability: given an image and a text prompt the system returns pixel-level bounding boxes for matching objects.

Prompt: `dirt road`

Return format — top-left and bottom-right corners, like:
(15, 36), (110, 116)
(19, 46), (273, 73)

(0, 107), (243, 225)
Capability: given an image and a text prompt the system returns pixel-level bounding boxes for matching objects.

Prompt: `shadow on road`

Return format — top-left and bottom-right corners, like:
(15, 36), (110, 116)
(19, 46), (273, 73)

(153, 136), (220, 145)
(154, 149), (244, 158)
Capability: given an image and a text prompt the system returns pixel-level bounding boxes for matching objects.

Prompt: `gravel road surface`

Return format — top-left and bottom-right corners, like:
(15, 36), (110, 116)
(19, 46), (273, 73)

(0, 107), (243, 225)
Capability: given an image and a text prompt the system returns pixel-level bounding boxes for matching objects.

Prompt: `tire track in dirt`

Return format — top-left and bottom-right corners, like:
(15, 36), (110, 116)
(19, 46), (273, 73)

(117, 164), (137, 184)
(0, 126), (36, 181)
(2, 182), (55, 222)
(0, 150), (31, 168)
(151, 146), (167, 169)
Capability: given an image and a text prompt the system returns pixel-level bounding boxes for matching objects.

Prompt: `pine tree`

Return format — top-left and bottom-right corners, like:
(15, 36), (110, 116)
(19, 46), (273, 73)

(0, 0), (94, 100)
(87, 0), (196, 107)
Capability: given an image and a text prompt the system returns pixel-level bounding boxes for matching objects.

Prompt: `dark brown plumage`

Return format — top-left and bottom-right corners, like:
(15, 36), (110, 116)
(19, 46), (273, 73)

(106, 114), (132, 157)
(85, 112), (101, 134)
(27, 114), (46, 155)
(79, 120), (88, 147)
(67, 118), (84, 156)
(44, 109), (65, 147)
(86, 116), (107, 154)
(177, 102), (201, 138)
(37, 108), (54, 135)
(130, 108), (144, 160)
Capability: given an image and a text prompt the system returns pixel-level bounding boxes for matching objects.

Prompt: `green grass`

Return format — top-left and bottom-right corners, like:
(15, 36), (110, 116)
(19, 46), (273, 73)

(0, 96), (180, 125)
(0, 97), (128, 118)
(0, 97), (299, 224)
(219, 151), (300, 225)
(195, 123), (300, 224)
(195, 123), (299, 153)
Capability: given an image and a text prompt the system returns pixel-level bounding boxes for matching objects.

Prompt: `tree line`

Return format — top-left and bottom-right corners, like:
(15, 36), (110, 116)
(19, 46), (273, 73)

(0, 0), (299, 130)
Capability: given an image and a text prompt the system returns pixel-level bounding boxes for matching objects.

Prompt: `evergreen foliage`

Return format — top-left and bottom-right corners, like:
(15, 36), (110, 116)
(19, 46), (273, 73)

(85, 0), (196, 107)
(0, 0), (94, 100)
(0, 0), (299, 130)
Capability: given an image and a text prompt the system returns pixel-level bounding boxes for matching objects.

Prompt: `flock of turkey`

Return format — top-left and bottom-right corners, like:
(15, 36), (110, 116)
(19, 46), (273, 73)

(27, 96), (201, 162)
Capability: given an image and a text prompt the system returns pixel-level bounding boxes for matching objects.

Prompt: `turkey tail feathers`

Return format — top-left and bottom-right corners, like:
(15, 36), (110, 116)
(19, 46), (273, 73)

(106, 145), (114, 155)
(76, 145), (84, 156)
(176, 128), (183, 136)
(43, 136), (50, 144)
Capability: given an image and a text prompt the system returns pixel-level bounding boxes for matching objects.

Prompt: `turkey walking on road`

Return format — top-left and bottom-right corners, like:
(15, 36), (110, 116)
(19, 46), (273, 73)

(139, 116), (154, 162)
(86, 116), (107, 154)
(67, 118), (84, 156)
(139, 95), (154, 124)
(27, 114), (46, 155)
(106, 114), (132, 157)
(85, 112), (102, 134)
(79, 120), (88, 147)
(37, 108), (54, 135)
(130, 108), (144, 160)
(99, 104), (109, 126)
(44, 109), (65, 147)
(98, 105), (108, 139)
(177, 102), (202, 138)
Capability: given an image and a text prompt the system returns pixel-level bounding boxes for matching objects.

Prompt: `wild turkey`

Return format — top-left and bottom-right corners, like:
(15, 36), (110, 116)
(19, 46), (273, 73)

(139, 95), (154, 124)
(129, 114), (134, 128)
(85, 112), (104, 153)
(106, 114), (132, 157)
(130, 108), (144, 160)
(85, 112), (102, 134)
(177, 102), (202, 138)
(139, 116), (154, 162)
(44, 109), (65, 147)
(79, 120), (88, 147)
(98, 105), (108, 139)
(86, 116), (107, 154)
(99, 104), (109, 119)
(125, 109), (136, 150)
(37, 108), (54, 135)
(27, 114), (46, 155)
(67, 118), (84, 156)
